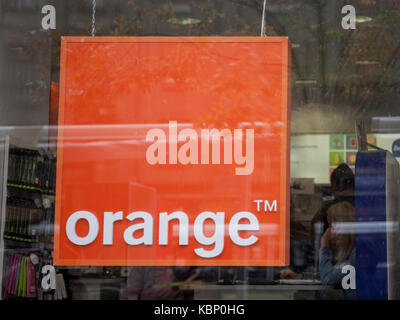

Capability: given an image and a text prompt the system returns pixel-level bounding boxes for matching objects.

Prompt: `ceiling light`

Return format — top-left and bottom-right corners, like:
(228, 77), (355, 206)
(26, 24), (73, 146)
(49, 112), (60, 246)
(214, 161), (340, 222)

(296, 80), (317, 85)
(168, 17), (201, 25)
(356, 16), (373, 23)
(355, 60), (381, 65)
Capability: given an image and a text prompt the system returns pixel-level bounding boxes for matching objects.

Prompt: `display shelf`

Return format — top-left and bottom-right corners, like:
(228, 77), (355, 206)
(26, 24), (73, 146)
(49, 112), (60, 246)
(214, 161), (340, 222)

(7, 183), (55, 195)
(0, 142), (56, 300)
(4, 237), (38, 245)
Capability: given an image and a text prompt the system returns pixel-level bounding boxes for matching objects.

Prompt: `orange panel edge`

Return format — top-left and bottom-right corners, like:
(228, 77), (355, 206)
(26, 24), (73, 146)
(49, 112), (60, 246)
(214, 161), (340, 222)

(54, 36), (292, 267)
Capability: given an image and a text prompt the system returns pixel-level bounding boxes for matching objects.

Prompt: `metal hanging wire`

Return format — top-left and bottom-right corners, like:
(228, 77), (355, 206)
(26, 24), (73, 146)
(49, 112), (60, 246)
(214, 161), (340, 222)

(260, 0), (267, 37)
(91, 0), (96, 36)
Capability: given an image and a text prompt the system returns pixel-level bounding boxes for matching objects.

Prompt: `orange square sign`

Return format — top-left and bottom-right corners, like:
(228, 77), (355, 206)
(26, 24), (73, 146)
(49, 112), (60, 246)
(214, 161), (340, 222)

(54, 37), (291, 266)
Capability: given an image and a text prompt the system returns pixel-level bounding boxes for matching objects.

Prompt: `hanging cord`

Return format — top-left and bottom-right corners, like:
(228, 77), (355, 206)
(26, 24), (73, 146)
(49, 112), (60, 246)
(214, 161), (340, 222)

(260, 0), (267, 37)
(91, 0), (96, 36)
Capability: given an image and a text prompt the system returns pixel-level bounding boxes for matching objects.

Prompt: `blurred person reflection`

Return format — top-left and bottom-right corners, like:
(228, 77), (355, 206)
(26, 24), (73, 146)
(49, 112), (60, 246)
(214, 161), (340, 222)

(319, 201), (356, 299)
(280, 164), (355, 281)
(312, 163), (355, 237)
(281, 202), (357, 299)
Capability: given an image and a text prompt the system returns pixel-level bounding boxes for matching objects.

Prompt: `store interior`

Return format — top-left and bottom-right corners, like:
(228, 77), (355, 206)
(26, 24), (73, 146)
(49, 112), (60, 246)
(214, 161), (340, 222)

(1, 0), (400, 300)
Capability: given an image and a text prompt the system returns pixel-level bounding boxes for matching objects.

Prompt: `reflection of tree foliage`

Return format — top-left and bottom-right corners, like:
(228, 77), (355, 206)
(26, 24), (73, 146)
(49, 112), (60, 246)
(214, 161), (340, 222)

(329, 16), (400, 118)
(10, 30), (62, 106)
(9, 0), (400, 122)
(109, 1), (227, 36)
(284, 1), (400, 126)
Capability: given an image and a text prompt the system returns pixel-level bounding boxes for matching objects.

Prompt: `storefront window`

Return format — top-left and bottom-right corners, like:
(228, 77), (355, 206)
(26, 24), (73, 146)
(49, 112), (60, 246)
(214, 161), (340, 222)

(1, 0), (400, 302)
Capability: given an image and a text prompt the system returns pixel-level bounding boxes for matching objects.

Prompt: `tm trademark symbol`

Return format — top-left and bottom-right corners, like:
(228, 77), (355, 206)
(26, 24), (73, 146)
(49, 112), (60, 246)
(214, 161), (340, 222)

(253, 200), (278, 213)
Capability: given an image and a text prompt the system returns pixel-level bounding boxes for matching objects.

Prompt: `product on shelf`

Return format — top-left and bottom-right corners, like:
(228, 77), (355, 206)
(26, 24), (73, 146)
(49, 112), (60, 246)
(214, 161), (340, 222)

(7, 147), (56, 194)
(2, 252), (38, 299)
(3, 198), (40, 243)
